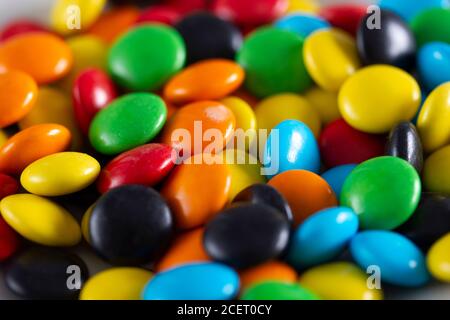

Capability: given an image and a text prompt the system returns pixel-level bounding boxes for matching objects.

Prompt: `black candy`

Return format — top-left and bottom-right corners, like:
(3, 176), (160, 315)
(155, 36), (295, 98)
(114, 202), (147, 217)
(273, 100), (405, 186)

(357, 9), (416, 70)
(175, 11), (243, 64)
(385, 121), (423, 173)
(88, 185), (174, 265)
(232, 183), (293, 223)
(203, 203), (291, 269)
(5, 247), (88, 300)
(396, 192), (450, 251)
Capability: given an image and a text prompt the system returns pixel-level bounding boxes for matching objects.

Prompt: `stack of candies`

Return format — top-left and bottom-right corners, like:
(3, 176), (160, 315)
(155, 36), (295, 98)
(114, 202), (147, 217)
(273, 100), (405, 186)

(0, 0), (449, 300)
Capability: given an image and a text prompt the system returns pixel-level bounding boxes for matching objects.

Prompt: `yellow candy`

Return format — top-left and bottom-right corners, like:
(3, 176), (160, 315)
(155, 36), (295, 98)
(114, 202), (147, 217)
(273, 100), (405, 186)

(417, 82), (450, 153)
(221, 96), (257, 150)
(299, 262), (383, 300)
(287, 0), (319, 14)
(0, 194), (81, 246)
(80, 267), (153, 300)
(21, 152), (101, 196)
(427, 233), (450, 283)
(304, 28), (361, 92)
(423, 145), (450, 195)
(254, 93), (321, 137)
(304, 87), (340, 125)
(0, 130), (8, 148)
(18, 87), (83, 150)
(81, 203), (95, 243)
(51, 0), (106, 35)
(339, 65), (421, 134)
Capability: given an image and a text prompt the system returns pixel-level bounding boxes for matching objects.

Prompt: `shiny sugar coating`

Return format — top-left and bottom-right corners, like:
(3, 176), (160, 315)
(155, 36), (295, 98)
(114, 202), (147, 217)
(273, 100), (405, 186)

(341, 156), (421, 230)
(274, 13), (330, 38)
(418, 42), (450, 91)
(427, 233), (450, 282)
(88, 185), (174, 265)
(321, 164), (356, 198)
(379, 0), (450, 22)
(423, 145), (450, 195)
(239, 261), (297, 291)
(0, 216), (20, 261)
(203, 203), (291, 269)
(0, 20), (48, 42)
(318, 4), (367, 36)
(80, 267), (153, 300)
(241, 281), (319, 300)
(20, 152), (100, 197)
(411, 8), (450, 47)
(0, 194), (81, 247)
(304, 87), (340, 126)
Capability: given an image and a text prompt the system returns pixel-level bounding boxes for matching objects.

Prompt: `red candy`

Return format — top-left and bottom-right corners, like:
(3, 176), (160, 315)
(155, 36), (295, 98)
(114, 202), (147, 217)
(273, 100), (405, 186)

(167, 0), (207, 14)
(72, 68), (117, 135)
(319, 4), (368, 36)
(0, 173), (19, 200)
(319, 118), (385, 168)
(97, 143), (176, 194)
(136, 5), (181, 26)
(0, 20), (48, 42)
(0, 216), (20, 261)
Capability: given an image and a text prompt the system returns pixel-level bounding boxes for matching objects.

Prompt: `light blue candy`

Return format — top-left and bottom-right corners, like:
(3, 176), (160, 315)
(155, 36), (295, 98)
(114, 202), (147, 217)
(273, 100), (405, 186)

(321, 164), (357, 198)
(350, 231), (430, 287)
(274, 14), (330, 38)
(287, 207), (359, 269)
(142, 262), (239, 300)
(263, 119), (320, 178)
(417, 42), (450, 91)
(379, 0), (450, 22)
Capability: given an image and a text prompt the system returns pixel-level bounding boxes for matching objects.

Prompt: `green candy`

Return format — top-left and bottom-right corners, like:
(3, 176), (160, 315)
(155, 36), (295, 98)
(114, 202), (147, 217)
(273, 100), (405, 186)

(236, 27), (312, 98)
(340, 156), (421, 230)
(241, 281), (320, 300)
(108, 25), (186, 91)
(411, 8), (450, 47)
(89, 93), (167, 155)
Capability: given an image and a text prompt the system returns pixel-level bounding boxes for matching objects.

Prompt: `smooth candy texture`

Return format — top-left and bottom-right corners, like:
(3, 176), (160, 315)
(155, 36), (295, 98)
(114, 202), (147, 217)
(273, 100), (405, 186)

(89, 185), (174, 265)
(341, 156), (421, 230)
(268, 170), (337, 226)
(411, 8), (450, 47)
(0, 124), (71, 175)
(321, 164), (356, 198)
(21, 152), (100, 197)
(304, 87), (340, 125)
(286, 0), (318, 14)
(0, 70), (37, 128)
(175, 11), (243, 64)
(0, 194), (81, 246)
(379, 0), (450, 22)
(299, 262), (383, 300)
(427, 233), (450, 282)
(164, 59), (244, 104)
(108, 25), (186, 91)
(136, 5), (181, 25)
(304, 28), (361, 92)
(264, 120), (320, 176)
(319, 4), (367, 36)
(338, 65), (421, 133)
(357, 9), (417, 70)
(143, 262), (239, 300)
(350, 231), (430, 287)
(73, 68), (117, 135)
(423, 146), (450, 195)
(287, 207), (358, 269)
(319, 119), (385, 168)
(5, 248), (88, 300)
(0, 20), (48, 42)
(241, 281), (318, 300)
(274, 13), (330, 38)
(0, 174), (18, 200)
(237, 27), (312, 98)
(239, 262), (297, 290)
(203, 203), (290, 269)
(255, 93), (321, 137)
(418, 42), (450, 91)
(0, 216), (20, 261)
(417, 83), (450, 153)
(0, 32), (73, 84)
(98, 143), (175, 194)
(80, 267), (153, 300)
(386, 122), (423, 173)
(89, 93), (167, 155)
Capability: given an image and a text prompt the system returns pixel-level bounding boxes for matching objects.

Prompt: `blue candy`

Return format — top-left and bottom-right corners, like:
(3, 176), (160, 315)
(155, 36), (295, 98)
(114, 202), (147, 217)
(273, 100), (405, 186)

(263, 119), (320, 177)
(417, 42), (450, 91)
(321, 164), (357, 198)
(142, 262), (239, 300)
(274, 14), (330, 38)
(379, 0), (450, 22)
(350, 231), (430, 287)
(287, 207), (359, 269)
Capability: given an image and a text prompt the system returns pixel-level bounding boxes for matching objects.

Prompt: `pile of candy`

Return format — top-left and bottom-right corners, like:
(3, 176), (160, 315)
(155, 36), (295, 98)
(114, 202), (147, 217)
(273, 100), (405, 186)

(0, 0), (449, 300)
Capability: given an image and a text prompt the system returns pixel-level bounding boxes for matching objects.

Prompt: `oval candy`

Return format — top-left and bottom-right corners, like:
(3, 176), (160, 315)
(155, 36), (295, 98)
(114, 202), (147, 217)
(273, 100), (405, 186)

(0, 216), (20, 261)
(411, 8), (450, 47)
(427, 233), (450, 282)
(239, 262), (297, 291)
(423, 145), (450, 195)
(321, 164), (356, 198)
(241, 281), (319, 300)
(418, 42), (450, 91)
(274, 13), (330, 38)
(379, 0), (450, 22)
(319, 4), (367, 36)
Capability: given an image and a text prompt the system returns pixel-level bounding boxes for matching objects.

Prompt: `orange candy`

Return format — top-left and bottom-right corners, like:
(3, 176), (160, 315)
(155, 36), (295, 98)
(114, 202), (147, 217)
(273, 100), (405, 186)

(161, 153), (231, 229)
(0, 124), (71, 174)
(268, 170), (338, 226)
(239, 261), (298, 290)
(0, 70), (37, 128)
(156, 228), (210, 272)
(164, 59), (245, 104)
(89, 6), (140, 44)
(161, 101), (235, 158)
(0, 32), (73, 84)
